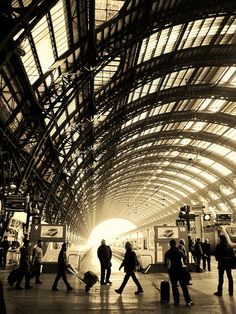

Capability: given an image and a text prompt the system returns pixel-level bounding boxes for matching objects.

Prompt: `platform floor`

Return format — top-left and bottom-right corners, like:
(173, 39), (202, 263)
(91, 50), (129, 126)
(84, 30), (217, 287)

(1, 249), (236, 314)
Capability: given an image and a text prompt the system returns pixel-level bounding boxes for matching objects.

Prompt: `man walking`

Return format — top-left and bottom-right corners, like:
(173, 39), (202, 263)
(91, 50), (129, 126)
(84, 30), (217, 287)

(97, 239), (112, 285)
(52, 243), (73, 291)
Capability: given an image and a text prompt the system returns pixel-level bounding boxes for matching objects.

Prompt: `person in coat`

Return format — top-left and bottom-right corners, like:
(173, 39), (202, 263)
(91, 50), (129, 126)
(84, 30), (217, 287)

(165, 239), (193, 306)
(15, 238), (32, 290)
(202, 238), (211, 271)
(97, 239), (112, 285)
(51, 243), (73, 291)
(32, 239), (43, 284)
(178, 239), (187, 264)
(214, 235), (234, 296)
(194, 238), (203, 272)
(0, 278), (6, 314)
(115, 241), (143, 295)
(1, 236), (10, 269)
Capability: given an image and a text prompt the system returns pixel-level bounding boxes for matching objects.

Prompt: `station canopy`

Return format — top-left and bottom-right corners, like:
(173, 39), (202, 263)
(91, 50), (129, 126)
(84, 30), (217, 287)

(1, 0), (236, 238)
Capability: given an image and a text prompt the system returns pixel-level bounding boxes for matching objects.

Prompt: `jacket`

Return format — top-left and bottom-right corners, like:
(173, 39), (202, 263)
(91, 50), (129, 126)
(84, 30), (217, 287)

(120, 248), (138, 273)
(97, 244), (112, 267)
(58, 248), (68, 270)
(215, 243), (235, 269)
(165, 246), (184, 273)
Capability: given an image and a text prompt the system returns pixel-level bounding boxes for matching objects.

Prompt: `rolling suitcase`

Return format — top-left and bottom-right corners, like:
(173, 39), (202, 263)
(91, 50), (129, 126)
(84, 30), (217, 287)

(160, 280), (170, 303)
(83, 271), (99, 291)
(8, 267), (21, 286)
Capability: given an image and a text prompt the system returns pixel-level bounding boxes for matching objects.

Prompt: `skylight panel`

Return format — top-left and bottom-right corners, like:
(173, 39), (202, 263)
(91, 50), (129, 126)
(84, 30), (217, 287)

(198, 98), (213, 110)
(21, 38), (39, 84)
(218, 202), (231, 212)
(67, 99), (76, 115)
(57, 111), (67, 127)
(230, 198), (236, 207)
(208, 190), (220, 200)
(219, 67), (236, 84)
(199, 156), (214, 166)
(50, 126), (56, 137)
(220, 21), (236, 44)
(227, 151), (236, 162)
(190, 178), (206, 188)
(219, 184), (234, 195)
(50, 1), (68, 56)
(224, 128), (236, 140)
(210, 162), (231, 175)
(32, 17), (54, 74)
(207, 144), (231, 156)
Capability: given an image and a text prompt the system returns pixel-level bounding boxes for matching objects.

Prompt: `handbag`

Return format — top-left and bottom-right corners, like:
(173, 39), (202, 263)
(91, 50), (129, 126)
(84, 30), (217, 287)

(181, 267), (192, 284)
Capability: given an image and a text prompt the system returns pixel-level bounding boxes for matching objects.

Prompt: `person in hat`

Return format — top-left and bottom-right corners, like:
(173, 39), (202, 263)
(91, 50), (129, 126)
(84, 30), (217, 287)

(97, 239), (112, 285)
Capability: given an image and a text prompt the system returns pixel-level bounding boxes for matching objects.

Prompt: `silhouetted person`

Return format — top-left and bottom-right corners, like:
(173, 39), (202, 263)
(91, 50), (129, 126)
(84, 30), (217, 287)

(194, 238), (203, 272)
(97, 239), (112, 285)
(15, 239), (32, 290)
(0, 237), (3, 268)
(188, 237), (195, 262)
(214, 235), (234, 296)
(1, 236), (10, 269)
(165, 239), (193, 306)
(52, 243), (73, 291)
(202, 239), (211, 271)
(115, 241), (143, 295)
(178, 239), (187, 264)
(32, 239), (43, 284)
(0, 278), (6, 314)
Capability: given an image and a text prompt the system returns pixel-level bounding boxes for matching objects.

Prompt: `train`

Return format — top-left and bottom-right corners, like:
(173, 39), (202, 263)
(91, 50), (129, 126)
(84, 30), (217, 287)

(110, 222), (236, 270)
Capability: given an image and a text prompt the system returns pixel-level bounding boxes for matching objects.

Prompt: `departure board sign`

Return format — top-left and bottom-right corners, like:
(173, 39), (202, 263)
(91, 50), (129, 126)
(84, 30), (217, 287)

(4, 195), (27, 212)
(216, 214), (231, 222)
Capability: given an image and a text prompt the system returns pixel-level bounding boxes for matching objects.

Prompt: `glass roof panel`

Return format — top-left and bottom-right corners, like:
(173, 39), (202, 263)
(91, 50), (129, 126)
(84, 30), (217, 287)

(21, 38), (39, 84)
(50, 0), (68, 56)
(95, 0), (123, 27)
(32, 16), (54, 74)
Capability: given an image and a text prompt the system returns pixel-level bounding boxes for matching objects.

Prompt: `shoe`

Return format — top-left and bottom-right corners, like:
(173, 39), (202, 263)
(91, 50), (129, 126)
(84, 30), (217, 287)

(67, 286), (73, 291)
(35, 281), (42, 284)
(186, 301), (194, 306)
(15, 286), (23, 290)
(100, 282), (106, 285)
(52, 287), (59, 291)
(115, 289), (122, 294)
(106, 281), (112, 285)
(229, 293), (233, 296)
(214, 291), (222, 296)
(25, 286), (32, 289)
(135, 290), (143, 295)
(174, 302), (179, 306)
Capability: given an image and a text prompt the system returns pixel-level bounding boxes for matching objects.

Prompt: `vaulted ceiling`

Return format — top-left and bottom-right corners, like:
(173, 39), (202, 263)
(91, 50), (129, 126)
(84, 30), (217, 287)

(1, 0), (236, 238)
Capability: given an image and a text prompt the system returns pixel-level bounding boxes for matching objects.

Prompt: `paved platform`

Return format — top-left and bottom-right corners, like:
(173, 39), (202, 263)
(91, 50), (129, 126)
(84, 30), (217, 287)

(1, 249), (236, 313)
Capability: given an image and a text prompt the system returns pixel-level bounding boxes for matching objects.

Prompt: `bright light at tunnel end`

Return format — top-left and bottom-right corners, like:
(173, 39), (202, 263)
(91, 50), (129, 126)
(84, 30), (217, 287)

(87, 218), (136, 247)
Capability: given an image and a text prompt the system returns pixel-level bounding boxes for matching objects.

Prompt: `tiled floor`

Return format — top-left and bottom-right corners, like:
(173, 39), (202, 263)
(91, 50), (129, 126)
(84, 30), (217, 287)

(1, 249), (236, 313)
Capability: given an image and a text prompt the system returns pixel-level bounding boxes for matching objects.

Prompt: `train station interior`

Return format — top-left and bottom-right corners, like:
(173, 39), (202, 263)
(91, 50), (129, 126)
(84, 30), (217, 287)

(1, 0), (236, 313)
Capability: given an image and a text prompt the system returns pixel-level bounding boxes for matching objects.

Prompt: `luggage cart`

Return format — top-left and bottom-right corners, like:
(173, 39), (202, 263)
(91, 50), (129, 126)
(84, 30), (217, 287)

(68, 265), (99, 291)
